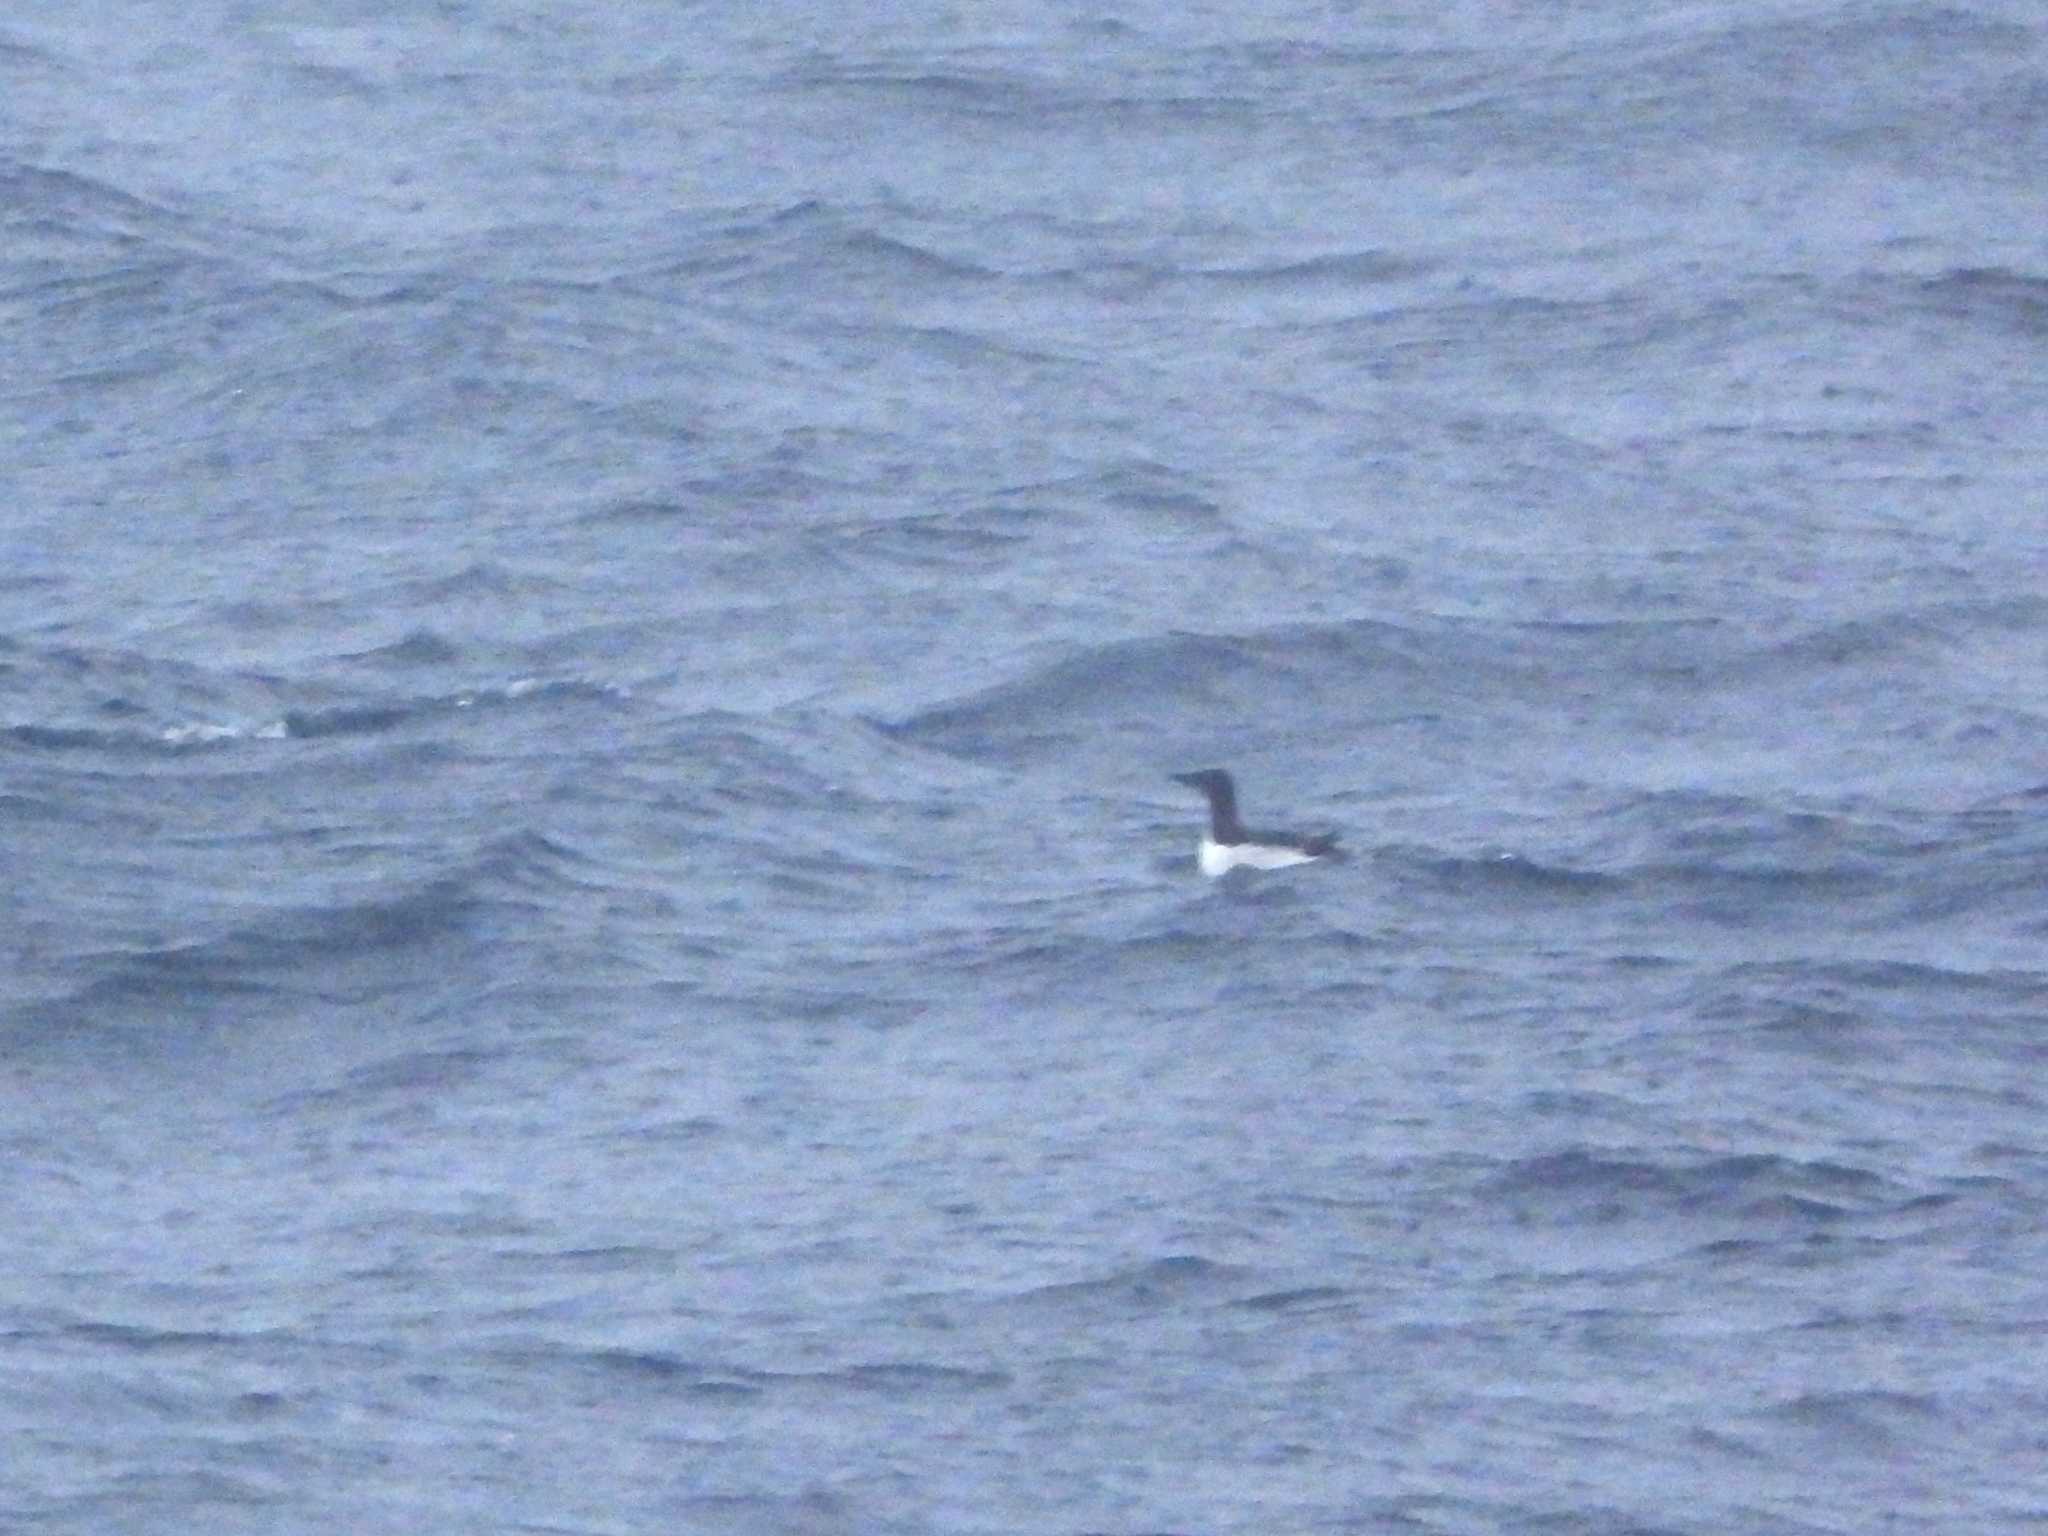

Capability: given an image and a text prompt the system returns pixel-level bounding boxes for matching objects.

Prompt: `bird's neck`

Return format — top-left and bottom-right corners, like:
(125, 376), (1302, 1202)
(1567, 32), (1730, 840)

(1205, 791), (1244, 843)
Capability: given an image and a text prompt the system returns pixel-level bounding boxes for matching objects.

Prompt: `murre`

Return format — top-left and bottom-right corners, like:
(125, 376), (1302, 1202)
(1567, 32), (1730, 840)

(1170, 768), (1342, 877)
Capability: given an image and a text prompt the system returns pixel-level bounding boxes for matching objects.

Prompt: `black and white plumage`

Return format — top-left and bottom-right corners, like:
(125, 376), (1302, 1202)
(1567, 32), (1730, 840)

(1170, 768), (1341, 877)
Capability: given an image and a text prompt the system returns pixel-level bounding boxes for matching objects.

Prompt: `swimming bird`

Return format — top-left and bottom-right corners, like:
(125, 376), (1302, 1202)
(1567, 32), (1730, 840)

(1170, 768), (1341, 877)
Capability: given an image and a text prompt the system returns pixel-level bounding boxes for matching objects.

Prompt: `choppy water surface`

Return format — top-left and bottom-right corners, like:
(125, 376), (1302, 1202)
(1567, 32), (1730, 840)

(4, 3), (2047, 1532)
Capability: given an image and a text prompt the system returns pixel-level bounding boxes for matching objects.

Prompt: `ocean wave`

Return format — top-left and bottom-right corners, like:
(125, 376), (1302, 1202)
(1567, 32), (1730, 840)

(1394, 848), (1625, 897)
(340, 629), (466, 668)
(7, 858), (493, 1045)
(0, 631), (628, 755)
(780, 52), (1260, 126)
(1706, 956), (2045, 999)
(1004, 1254), (1247, 1315)
(1761, 1388), (1943, 1446)
(506, 1339), (1010, 1399)
(1915, 267), (2048, 336)
(882, 621), (1423, 767)
(1480, 1147), (1906, 1227)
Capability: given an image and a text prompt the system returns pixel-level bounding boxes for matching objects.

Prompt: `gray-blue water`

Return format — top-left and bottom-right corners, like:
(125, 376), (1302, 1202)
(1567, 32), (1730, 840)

(5, 3), (2047, 1531)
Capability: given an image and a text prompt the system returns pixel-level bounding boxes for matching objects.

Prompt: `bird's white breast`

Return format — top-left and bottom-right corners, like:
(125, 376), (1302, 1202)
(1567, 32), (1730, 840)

(1198, 836), (1317, 877)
